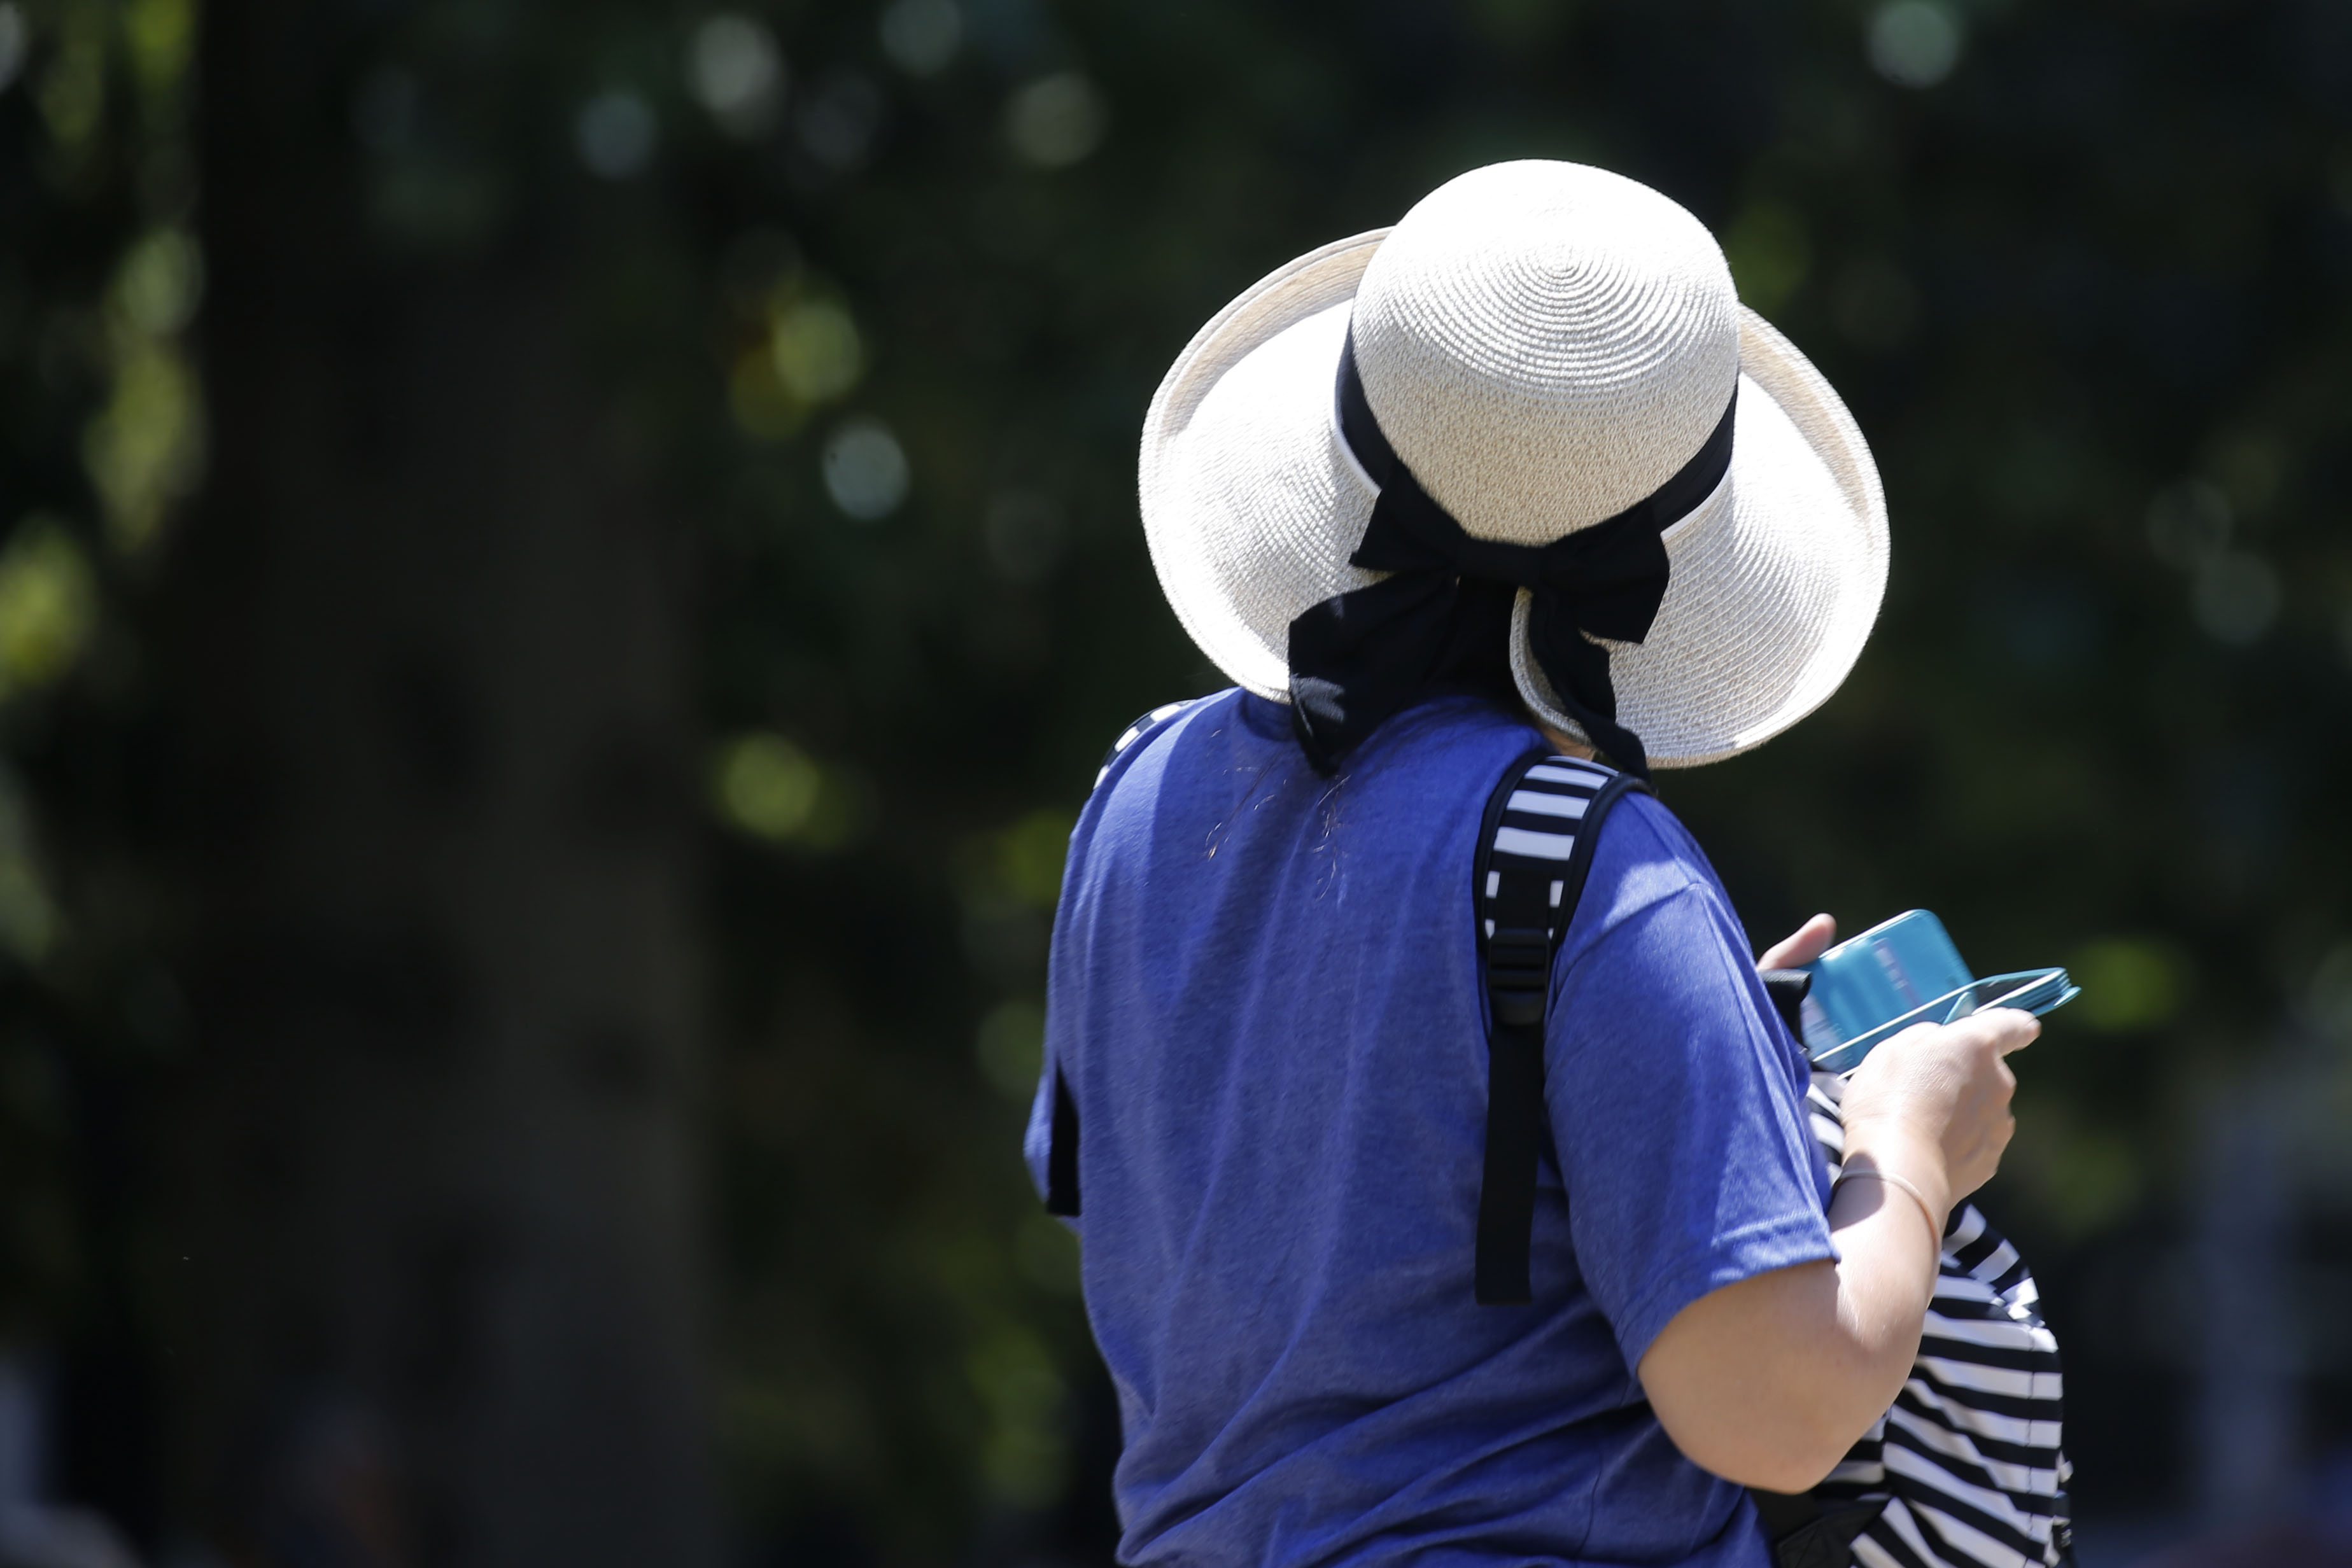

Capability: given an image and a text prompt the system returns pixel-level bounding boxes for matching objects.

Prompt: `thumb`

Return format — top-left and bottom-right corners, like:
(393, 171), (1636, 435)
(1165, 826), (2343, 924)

(1977, 1008), (2042, 1056)
(1757, 913), (1836, 972)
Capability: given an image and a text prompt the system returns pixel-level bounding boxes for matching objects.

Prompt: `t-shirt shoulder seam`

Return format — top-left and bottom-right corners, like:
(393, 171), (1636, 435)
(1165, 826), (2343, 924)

(1553, 877), (1717, 992)
(1604, 789), (1696, 859)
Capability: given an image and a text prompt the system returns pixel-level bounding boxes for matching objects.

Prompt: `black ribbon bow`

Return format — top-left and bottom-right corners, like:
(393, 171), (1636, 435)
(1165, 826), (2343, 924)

(1286, 334), (1737, 778)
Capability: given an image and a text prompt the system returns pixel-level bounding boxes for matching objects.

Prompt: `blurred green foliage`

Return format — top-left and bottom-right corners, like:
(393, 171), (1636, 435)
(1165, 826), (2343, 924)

(1, 0), (2351, 1555)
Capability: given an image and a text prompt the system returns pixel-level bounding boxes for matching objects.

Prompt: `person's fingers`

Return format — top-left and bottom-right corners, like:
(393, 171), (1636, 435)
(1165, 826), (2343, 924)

(1757, 913), (1836, 972)
(1938, 1007), (2038, 1061)
(1977, 1007), (2042, 1056)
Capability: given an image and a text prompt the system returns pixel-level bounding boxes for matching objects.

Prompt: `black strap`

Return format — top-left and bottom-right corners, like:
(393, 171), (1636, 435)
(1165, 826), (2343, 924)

(1753, 1494), (1887, 1568)
(1760, 968), (1812, 1044)
(1045, 1068), (1081, 1217)
(1472, 749), (1649, 1305)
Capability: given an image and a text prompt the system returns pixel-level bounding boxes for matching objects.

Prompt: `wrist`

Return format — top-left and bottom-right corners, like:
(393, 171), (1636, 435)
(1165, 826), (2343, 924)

(1835, 1124), (1954, 1224)
(1832, 1168), (1947, 1255)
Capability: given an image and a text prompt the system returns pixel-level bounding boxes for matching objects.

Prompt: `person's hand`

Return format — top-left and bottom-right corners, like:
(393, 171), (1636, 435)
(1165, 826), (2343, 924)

(1839, 1009), (2039, 1214)
(1758, 913), (1837, 971)
(1753, 911), (2036, 1213)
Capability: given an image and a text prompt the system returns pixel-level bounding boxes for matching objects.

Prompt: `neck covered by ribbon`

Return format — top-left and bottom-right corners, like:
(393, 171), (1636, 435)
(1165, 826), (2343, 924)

(1285, 334), (1737, 778)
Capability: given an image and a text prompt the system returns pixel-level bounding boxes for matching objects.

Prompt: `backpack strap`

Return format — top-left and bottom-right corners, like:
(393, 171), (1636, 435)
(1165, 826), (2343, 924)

(1472, 749), (1651, 1305)
(1045, 699), (1202, 1221)
(1045, 1068), (1081, 1217)
(1093, 700), (1199, 790)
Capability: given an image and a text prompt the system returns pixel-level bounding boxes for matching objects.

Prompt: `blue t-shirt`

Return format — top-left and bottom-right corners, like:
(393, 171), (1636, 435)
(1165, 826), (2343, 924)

(1028, 690), (1834, 1568)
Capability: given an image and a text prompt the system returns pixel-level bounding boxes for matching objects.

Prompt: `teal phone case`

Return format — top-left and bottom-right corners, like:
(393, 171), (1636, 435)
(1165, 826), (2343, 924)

(1799, 910), (2078, 1073)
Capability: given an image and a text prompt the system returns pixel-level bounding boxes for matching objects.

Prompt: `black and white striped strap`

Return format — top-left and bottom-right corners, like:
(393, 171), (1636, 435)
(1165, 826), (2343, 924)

(1472, 750), (1648, 1304)
(1093, 700), (1198, 788)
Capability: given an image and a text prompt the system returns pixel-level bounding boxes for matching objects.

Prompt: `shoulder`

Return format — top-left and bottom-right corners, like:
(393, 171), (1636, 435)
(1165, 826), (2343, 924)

(1092, 697), (1209, 790)
(1596, 788), (1713, 884)
(1076, 690), (1276, 860)
(1548, 792), (1782, 1070)
(1566, 786), (1745, 959)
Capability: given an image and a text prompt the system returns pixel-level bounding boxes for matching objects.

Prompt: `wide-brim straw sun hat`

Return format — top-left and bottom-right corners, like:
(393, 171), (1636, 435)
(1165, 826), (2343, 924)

(1138, 160), (1887, 770)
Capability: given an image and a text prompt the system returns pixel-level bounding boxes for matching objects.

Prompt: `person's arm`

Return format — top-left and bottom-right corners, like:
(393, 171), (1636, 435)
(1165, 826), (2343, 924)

(1635, 915), (2037, 1493)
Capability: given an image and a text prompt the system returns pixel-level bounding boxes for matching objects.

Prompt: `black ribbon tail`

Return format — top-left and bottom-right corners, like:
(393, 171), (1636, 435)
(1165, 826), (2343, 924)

(1523, 597), (1651, 779)
(1287, 570), (1461, 773)
(1568, 706), (1650, 783)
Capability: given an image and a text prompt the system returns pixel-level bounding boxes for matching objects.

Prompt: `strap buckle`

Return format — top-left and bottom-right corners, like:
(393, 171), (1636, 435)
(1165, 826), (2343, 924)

(1485, 925), (1551, 1028)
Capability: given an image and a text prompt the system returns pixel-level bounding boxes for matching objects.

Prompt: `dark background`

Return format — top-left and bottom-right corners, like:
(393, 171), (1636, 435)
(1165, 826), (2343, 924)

(0, 0), (2349, 1564)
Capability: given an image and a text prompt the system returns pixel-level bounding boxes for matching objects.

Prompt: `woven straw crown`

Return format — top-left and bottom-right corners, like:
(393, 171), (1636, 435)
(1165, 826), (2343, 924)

(1139, 160), (1888, 767)
(1353, 165), (1742, 546)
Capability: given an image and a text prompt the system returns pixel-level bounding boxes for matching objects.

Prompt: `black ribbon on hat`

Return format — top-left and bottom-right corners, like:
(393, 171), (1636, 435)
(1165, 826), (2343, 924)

(1285, 333), (1738, 778)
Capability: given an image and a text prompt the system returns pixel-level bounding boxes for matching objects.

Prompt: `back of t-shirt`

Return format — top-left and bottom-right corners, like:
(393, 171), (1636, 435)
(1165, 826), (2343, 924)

(1030, 690), (1833, 1568)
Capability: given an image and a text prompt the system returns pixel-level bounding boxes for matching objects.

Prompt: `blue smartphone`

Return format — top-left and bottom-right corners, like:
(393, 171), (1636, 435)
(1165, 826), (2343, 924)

(1799, 910), (2078, 1073)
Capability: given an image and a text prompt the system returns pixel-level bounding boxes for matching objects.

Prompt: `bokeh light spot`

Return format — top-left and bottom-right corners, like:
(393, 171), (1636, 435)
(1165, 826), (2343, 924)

(995, 809), (1075, 907)
(728, 351), (805, 442)
(822, 418), (910, 521)
(880, 0), (962, 76)
(688, 14), (784, 137)
(2209, 430), (2286, 520)
(715, 732), (821, 841)
(124, 0), (192, 93)
(39, 11), (106, 148)
(0, 769), (57, 964)
(114, 228), (204, 337)
(2070, 939), (2185, 1033)
(771, 300), (863, 402)
(83, 345), (204, 554)
(968, 1331), (1069, 1508)
(1014, 1212), (1078, 1294)
(0, 522), (96, 699)
(576, 90), (658, 179)
(2192, 552), (2279, 645)
(1004, 72), (1106, 169)
(2038, 1130), (2141, 1238)
(975, 999), (1045, 1100)
(0, 5), (28, 97)
(1868, 0), (1963, 88)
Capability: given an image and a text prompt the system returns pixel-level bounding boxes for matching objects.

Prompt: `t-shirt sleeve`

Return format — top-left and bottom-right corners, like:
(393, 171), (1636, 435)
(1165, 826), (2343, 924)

(1023, 1061), (1055, 1205)
(1546, 850), (1834, 1371)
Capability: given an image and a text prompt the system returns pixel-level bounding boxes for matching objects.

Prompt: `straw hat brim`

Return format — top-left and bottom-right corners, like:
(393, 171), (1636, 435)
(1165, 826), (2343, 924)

(1138, 230), (1889, 768)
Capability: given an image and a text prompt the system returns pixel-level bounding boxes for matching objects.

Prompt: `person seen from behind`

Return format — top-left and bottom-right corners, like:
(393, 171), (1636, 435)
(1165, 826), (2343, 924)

(1027, 161), (2038, 1568)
